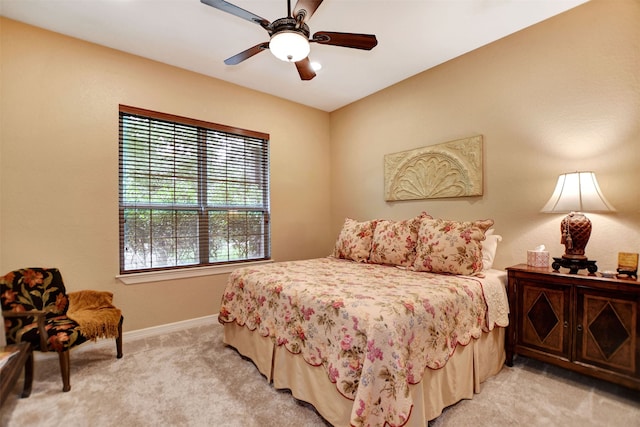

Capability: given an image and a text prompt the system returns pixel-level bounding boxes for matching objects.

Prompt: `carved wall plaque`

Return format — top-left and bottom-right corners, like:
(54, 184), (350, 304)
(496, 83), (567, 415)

(384, 135), (483, 201)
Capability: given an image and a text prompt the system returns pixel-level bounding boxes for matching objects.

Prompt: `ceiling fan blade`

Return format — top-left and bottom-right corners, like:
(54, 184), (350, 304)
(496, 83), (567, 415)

(295, 57), (316, 81)
(224, 42), (270, 65)
(200, 0), (270, 28)
(292, 0), (323, 22)
(312, 31), (378, 50)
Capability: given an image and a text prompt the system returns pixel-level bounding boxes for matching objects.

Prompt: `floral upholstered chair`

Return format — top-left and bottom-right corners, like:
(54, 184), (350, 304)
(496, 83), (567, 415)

(0, 268), (123, 392)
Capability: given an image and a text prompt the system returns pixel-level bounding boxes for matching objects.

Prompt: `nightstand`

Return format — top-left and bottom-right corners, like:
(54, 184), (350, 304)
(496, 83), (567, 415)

(506, 264), (640, 390)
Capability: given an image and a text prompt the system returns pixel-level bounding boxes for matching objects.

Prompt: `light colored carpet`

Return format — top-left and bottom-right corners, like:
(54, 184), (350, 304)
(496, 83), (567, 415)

(2, 321), (638, 427)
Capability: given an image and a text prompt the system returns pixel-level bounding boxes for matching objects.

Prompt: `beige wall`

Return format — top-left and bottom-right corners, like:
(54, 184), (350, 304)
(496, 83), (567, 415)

(2, 0), (639, 332)
(330, 0), (640, 271)
(0, 18), (332, 331)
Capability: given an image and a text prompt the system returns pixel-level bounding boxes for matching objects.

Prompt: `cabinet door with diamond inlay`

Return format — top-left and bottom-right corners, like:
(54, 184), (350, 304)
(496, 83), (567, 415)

(576, 288), (638, 377)
(518, 280), (571, 359)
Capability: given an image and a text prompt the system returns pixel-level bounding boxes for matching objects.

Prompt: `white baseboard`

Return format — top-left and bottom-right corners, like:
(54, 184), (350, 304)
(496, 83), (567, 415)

(124, 314), (218, 341)
(34, 314), (219, 361)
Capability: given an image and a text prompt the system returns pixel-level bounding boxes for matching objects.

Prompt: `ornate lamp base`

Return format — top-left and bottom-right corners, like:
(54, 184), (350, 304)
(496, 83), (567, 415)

(552, 257), (598, 274)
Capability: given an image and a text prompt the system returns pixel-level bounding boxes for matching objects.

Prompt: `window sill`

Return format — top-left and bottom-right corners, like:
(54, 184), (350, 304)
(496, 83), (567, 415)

(116, 259), (273, 285)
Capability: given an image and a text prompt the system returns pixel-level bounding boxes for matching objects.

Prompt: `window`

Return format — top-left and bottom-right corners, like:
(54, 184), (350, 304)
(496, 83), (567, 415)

(119, 105), (270, 274)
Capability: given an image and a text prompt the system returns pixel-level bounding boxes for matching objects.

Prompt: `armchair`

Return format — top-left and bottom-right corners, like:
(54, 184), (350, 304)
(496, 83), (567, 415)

(1, 268), (123, 392)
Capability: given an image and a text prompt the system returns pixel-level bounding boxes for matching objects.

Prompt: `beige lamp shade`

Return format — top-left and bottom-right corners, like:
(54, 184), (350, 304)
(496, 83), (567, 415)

(541, 171), (615, 213)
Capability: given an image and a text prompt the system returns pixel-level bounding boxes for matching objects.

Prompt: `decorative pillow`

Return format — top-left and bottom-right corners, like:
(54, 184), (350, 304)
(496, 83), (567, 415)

(369, 212), (433, 267)
(482, 229), (503, 270)
(413, 218), (494, 275)
(369, 218), (420, 267)
(333, 218), (377, 262)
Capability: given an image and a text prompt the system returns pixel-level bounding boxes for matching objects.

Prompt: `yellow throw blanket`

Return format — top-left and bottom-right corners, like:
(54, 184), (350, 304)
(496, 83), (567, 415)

(67, 290), (122, 341)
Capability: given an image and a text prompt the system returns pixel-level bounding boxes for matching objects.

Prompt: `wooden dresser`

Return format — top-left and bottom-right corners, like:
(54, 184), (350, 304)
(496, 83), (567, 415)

(506, 264), (639, 390)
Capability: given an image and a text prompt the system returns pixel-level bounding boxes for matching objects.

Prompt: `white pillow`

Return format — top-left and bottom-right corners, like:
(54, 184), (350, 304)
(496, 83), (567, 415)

(482, 229), (502, 270)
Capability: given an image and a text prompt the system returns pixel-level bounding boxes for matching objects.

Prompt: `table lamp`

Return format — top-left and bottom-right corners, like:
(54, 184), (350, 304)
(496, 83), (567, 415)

(541, 171), (615, 273)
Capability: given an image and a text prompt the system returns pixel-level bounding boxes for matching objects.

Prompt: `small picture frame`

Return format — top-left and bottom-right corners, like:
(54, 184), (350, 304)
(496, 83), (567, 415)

(617, 252), (638, 279)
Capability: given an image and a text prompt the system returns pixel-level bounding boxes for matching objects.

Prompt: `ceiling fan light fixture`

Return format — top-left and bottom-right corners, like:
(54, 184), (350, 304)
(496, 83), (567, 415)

(270, 31), (310, 62)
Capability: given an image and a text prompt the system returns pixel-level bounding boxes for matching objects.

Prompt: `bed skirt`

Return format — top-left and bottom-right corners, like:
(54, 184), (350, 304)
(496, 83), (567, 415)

(223, 323), (506, 426)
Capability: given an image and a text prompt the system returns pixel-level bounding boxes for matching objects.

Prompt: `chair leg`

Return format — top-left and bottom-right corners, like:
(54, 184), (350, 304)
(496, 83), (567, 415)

(58, 351), (71, 392)
(116, 316), (123, 359)
(21, 347), (34, 398)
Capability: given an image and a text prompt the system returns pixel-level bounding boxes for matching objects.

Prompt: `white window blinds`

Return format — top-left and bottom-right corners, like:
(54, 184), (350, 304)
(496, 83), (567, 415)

(118, 105), (270, 273)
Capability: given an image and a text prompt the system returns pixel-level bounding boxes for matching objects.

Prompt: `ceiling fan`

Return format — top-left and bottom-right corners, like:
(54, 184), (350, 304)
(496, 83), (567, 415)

(200, 0), (378, 81)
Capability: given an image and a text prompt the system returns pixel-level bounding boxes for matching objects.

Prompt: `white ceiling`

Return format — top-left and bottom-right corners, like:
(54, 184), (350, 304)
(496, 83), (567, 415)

(1, 0), (588, 112)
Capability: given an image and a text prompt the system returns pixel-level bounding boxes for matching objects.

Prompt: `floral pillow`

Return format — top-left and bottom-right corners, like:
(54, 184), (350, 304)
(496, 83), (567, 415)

(369, 212), (432, 267)
(333, 218), (377, 262)
(413, 218), (494, 275)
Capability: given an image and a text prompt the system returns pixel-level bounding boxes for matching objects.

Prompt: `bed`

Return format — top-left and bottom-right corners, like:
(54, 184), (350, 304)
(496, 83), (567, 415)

(218, 216), (509, 427)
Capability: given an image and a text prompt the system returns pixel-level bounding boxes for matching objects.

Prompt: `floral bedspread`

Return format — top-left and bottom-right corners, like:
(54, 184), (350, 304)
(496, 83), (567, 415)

(219, 257), (509, 427)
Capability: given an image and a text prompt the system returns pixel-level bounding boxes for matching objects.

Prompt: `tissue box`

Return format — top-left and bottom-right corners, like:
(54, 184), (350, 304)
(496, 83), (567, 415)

(527, 250), (549, 267)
